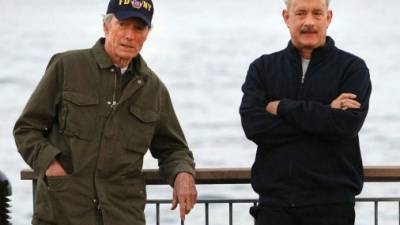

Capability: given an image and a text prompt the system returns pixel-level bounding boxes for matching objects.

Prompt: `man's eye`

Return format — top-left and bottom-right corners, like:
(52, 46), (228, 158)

(133, 20), (147, 30)
(314, 11), (323, 16)
(134, 24), (146, 30)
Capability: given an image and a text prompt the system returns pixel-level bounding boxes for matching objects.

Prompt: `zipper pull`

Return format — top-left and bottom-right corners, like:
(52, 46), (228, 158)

(93, 198), (102, 215)
(111, 101), (118, 109)
(107, 101), (118, 109)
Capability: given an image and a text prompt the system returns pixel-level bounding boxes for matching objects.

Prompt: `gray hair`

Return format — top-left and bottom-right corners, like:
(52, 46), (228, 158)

(102, 13), (152, 28)
(103, 13), (114, 24)
(284, 0), (330, 8)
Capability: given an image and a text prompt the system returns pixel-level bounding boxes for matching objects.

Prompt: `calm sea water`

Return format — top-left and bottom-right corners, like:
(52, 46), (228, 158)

(1, 0), (400, 224)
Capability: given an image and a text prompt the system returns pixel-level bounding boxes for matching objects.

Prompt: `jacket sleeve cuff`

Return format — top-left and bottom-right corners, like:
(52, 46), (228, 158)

(165, 165), (196, 187)
(277, 98), (293, 118)
(34, 144), (61, 174)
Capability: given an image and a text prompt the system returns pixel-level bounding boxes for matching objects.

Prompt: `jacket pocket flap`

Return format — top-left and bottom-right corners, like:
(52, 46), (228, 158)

(129, 105), (159, 123)
(63, 91), (99, 106)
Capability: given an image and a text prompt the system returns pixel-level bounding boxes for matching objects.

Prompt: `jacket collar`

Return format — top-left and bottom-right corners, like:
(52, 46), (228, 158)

(286, 36), (335, 64)
(92, 38), (113, 69)
(134, 53), (153, 79)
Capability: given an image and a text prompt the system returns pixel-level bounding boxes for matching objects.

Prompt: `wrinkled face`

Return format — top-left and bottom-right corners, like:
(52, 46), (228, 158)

(283, 0), (332, 51)
(103, 16), (150, 61)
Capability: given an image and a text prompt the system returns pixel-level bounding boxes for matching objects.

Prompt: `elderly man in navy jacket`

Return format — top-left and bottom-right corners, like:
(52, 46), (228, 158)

(239, 0), (371, 224)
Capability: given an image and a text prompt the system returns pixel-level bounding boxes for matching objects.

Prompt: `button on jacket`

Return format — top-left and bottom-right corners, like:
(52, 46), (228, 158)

(240, 37), (371, 207)
(14, 38), (195, 225)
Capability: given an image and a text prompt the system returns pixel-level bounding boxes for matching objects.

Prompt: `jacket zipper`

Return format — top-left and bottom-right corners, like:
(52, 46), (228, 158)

(290, 61), (308, 207)
(110, 71), (118, 109)
(92, 68), (119, 222)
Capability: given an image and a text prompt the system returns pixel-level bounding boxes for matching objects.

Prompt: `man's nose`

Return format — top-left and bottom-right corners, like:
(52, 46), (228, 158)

(304, 14), (315, 26)
(125, 28), (136, 40)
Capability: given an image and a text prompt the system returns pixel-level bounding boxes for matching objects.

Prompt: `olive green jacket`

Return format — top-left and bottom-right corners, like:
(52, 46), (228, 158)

(13, 38), (195, 225)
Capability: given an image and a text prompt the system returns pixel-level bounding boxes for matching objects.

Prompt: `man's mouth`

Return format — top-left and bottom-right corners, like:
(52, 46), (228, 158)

(121, 44), (134, 49)
(300, 28), (317, 34)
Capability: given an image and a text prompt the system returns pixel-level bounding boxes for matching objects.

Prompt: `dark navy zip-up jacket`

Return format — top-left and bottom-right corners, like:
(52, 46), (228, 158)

(240, 37), (372, 207)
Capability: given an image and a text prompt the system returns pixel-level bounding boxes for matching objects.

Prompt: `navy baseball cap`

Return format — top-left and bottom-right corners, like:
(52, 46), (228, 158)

(106, 0), (154, 27)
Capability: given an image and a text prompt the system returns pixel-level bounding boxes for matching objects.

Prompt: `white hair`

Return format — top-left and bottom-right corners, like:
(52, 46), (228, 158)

(102, 13), (152, 28)
(103, 13), (114, 24)
(283, 0), (330, 8)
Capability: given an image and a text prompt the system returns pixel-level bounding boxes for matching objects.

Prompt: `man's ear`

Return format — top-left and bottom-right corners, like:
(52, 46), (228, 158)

(326, 10), (333, 27)
(282, 10), (290, 28)
(103, 22), (109, 35)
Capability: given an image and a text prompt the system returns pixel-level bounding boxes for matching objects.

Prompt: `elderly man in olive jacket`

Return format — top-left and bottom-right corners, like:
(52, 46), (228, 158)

(13, 1), (196, 225)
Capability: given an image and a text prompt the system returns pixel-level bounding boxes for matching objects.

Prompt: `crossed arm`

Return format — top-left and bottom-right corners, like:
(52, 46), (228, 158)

(240, 59), (371, 147)
(266, 93), (361, 115)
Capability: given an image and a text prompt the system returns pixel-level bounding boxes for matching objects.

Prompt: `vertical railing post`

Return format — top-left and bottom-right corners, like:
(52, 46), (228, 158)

(253, 202), (257, 225)
(156, 203), (160, 225)
(398, 201), (400, 225)
(205, 203), (209, 225)
(229, 202), (233, 225)
(33, 179), (37, 214)
(374, 201), (379, 225)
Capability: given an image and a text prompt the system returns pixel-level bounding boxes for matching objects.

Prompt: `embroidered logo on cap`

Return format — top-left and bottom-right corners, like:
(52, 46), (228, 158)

(131, 0), (143, 9)
(116, 0), (152, 12)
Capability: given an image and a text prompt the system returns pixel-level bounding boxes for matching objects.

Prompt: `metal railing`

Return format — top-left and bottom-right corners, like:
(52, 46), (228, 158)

(21, 166), (400, 225)
(147, 198), (400, 225)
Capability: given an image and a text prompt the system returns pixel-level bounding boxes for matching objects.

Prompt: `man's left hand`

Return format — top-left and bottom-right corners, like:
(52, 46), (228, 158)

(171, 172), (197, 221)
(266, 100), (280, 115)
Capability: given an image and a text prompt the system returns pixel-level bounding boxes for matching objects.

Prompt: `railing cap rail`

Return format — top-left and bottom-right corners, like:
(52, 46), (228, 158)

(20, 166), (400, 184)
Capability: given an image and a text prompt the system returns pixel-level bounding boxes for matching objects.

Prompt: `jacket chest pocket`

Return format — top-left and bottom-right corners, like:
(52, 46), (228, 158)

(59, 91), (99, 140)
(121, 104), (160, 154)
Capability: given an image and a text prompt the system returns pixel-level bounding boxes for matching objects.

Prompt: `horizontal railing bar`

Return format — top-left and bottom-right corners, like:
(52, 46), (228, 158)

(147, 199), (258, 204)
(146, 198), (400, 204)
(356, 198), (400, 202)
(20, 166), (400, 184)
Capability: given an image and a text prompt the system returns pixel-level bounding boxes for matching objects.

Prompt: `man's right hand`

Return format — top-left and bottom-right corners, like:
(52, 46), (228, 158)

(330, 93), (361, 110)
(45, 160), (67, 177)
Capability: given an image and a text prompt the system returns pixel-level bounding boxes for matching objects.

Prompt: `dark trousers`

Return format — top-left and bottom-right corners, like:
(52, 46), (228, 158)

(250, 203), (355, 225)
